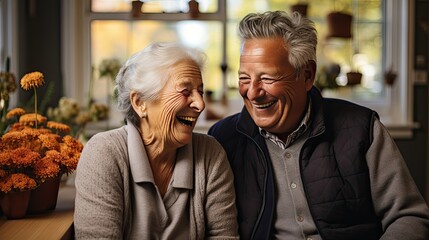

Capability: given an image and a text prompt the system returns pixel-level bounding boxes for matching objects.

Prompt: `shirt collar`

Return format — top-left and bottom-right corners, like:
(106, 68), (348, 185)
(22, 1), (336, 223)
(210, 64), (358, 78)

(259, 97), (312, 149)
(126, 123), (193, 189)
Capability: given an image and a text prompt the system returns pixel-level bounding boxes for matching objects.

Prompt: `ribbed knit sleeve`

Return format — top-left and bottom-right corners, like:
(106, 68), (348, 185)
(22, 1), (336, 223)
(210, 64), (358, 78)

(190, 133), (239, 240)
(74, 127), (130, 239)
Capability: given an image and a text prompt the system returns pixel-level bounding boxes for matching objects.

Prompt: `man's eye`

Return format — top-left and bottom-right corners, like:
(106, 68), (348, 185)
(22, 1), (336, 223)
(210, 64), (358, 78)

(239, 77), (251, 84)
(262, 79), (275, 84)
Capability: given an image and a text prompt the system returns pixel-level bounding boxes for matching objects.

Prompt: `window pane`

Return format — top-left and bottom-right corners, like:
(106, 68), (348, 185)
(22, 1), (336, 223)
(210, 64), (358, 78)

(91, 0), (218, 13)
(89, 0), (384, 124)
(91, 20), (223, 124)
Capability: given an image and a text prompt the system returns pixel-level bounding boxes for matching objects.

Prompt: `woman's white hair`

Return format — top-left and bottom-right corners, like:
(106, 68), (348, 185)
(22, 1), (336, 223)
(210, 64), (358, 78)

(114, 42), (206, 126)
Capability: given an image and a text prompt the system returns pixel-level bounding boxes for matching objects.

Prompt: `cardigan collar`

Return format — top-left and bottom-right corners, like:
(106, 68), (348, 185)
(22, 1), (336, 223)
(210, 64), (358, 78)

(126, 122), (194, 189)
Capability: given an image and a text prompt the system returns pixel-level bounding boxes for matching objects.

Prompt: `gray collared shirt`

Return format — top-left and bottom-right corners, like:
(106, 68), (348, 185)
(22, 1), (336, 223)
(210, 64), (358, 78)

(128, 124), (192, 239)
(260, 98), (312, 149)
(260, 99), (320, 240)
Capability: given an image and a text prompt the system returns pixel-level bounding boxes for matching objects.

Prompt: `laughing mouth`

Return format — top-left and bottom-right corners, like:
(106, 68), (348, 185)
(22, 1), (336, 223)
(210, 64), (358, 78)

(254, 101), (276, 109)
(176, 116), (197, 126)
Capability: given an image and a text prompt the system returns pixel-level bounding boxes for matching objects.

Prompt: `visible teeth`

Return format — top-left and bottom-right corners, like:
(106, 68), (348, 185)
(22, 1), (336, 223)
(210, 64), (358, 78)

(177, 116), (197, 122)
(255, 101), (275, 108)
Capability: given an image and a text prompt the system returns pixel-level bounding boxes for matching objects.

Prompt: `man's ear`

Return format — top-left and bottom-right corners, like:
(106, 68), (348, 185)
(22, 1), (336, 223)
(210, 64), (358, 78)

(304, 60), (316, 90)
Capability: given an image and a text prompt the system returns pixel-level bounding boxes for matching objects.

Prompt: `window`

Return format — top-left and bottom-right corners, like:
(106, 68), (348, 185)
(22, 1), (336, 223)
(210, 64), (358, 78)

(62, 0), (415, 137)
(0, 0), (18, 106)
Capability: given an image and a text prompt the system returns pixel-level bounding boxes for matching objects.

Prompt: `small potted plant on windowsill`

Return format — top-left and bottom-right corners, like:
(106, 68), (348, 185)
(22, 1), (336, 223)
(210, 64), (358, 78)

(346, 71), (362, 86)
(384, 66), (397, 86)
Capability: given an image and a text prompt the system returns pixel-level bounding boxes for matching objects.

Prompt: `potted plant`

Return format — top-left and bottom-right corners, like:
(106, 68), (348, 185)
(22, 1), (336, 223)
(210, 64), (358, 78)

(131, 1), (144, 18)
(384, 67), (397, 86)
(326, 11), (353, 39)
(315, 63), (341, 91)
(0, 71), (84, 218)
(290, 3), (308, 17)
(346, 71), (362, 86)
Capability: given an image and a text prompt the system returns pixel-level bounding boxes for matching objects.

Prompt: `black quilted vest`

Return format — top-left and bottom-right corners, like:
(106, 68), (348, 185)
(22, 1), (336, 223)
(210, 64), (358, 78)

(300, 94), (382, 240)
(208, 87), (383, 240)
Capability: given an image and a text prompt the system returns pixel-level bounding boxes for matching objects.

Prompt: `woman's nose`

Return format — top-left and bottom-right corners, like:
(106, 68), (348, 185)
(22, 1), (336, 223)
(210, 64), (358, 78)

(190, 91), (205, 112)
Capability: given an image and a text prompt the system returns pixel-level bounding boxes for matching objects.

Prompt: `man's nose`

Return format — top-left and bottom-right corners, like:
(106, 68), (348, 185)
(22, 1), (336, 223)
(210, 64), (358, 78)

(247, 80), (265, 100)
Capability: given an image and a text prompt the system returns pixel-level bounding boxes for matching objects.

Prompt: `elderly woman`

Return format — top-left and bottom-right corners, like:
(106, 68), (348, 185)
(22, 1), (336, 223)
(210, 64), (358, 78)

(74, 42), (238, 239)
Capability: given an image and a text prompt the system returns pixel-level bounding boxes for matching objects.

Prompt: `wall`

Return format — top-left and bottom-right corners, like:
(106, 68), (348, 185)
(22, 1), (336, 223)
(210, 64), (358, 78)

(17, 0), (62, 113)
(396, 0), (429, 201)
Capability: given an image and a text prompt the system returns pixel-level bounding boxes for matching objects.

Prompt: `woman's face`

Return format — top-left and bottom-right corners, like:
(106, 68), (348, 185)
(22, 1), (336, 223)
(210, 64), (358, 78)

(238, 37), (314, 137)
(145, 60), (205, 147)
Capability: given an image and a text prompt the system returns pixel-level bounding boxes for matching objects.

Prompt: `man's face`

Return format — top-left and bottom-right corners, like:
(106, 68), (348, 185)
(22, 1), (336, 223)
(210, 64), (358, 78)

(145, 60), (205, 147)
(238, 37), (313, 137)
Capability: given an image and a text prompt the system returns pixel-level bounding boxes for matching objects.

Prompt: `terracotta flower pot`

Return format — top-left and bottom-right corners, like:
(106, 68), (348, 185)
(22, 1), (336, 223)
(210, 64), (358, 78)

(326, 12), (353, 39)
(384, 70), (397, 86)
(0, 190), (31, 219)
(131, 1), (143, 18)
(27, 177), (61, 214)
(346, 71), (362, 86)
(188, 0), (200, 19)
(291, 4), (308, 17)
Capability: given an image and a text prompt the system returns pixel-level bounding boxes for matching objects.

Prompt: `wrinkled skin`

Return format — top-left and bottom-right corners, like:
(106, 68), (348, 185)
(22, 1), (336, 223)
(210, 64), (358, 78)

(130, 60), (205, 195)
(139, 60), (205, 150)
(238, 37), (315, 142)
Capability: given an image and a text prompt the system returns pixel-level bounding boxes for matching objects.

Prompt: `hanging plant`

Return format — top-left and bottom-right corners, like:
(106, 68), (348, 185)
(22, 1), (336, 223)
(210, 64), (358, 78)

(326, 11), (353, 39)
(290, 3), (308, 17)
(384, 66), (397, 86)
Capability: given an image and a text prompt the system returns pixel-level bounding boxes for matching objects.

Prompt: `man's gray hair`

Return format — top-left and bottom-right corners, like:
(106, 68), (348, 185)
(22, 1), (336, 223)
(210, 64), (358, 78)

(238, 11), (317, 71)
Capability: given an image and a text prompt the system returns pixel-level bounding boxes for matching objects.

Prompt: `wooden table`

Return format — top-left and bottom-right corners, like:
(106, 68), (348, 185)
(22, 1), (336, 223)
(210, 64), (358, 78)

(0, 184), (76, 240)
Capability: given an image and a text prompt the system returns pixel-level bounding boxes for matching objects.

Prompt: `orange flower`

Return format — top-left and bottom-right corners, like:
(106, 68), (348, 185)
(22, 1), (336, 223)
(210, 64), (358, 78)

(0, 151), (12, 167)
(10, 147), (40, 167)
(47, 121), (71, 133)
(6, 108), (26, 120)
(20, 71), (44, 90)
(0, 169), (7, 178)
(33, 154), (61, 180)
(38, 133), (61, 151)
(59, 135), (83, 172)
(1, 128), (44, 152)
(8, 122), (26, 132)
(19, 113), (47, 126)
(0, 173), (37, 193)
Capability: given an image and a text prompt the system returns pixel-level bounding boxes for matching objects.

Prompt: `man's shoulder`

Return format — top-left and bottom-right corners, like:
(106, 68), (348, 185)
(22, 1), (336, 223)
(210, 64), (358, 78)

(208, 113), (240, 133)
(208, 113), (242, 142)
(323, 97), (377, 117)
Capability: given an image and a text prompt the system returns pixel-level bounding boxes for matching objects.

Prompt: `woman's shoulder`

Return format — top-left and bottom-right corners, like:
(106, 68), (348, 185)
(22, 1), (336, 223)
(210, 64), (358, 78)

(78, 126), (129, 173)
(87, 126), (127, 146)
(192, 132), (221, 147)
(82, 126), (128, 160)
(191, 132), (227, 162)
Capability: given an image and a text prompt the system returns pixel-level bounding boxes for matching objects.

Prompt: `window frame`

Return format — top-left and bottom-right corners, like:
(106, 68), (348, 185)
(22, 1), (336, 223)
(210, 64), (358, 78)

(61, 0), (416, 138)
(0, 0), (18, 106)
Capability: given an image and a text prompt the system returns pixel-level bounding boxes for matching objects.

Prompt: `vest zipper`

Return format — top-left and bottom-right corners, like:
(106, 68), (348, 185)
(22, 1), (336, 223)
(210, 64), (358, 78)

(237, 128), (271, 240)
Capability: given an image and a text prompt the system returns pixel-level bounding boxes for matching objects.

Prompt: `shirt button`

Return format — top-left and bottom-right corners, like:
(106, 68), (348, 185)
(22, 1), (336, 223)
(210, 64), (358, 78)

(297, 216), (304, 222)
(285, 152), (291, 158)
(291, 182), (297, 189)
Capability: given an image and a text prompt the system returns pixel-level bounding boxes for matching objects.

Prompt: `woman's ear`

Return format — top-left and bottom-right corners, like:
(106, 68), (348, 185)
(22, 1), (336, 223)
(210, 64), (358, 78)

(130, 91), (146, 118)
